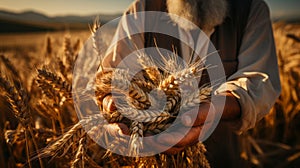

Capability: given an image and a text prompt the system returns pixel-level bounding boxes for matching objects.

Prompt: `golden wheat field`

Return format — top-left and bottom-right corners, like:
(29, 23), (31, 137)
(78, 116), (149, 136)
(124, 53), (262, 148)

(0, 22), (299, 168)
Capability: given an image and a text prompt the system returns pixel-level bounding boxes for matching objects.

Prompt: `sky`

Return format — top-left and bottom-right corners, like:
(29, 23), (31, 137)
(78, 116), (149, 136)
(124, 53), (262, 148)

(0, 0), (133, 16)
(0, 0), (299, 19)
(265, 0), (300, 19)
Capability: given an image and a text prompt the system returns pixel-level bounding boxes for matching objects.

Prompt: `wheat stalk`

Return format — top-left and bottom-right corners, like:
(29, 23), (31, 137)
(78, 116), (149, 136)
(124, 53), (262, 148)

(128, 121), (144, 157)
(45, 36), (53, 57)
(181, 87), (212, 110)
(0, 76), (31, 125)
(64, 35), (76, 74)
(71, 137), (86, 168)
(36, 114), (103, 161)
(37, 68), (72, 100)
(0, 77), (46, 168)
(38, 122), (84, 160)
(0, 55), (22, 85)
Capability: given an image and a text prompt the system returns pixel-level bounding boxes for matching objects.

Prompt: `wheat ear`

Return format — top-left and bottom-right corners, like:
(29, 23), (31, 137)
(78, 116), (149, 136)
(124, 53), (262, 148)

(181, 86), (212, 110)
(0, 55), (21, 83)
(37, 69), (72, 100)
(128, 121), (144, 157)
(0, 76), (31, 125)
(90, 17), (106, 72)
(64, 35), (76, 74)
(117, 106), (170, 123)
(36, 115), (103, 160)
(95, 69), (151, 109)
(37, 122), (84, 160)
(0, 77), (46, 167)
(71, 137), (86, 168)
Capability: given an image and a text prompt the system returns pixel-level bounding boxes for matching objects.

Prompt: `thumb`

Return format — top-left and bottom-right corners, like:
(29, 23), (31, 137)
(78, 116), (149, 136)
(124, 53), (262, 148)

(103, 95), (117, 112)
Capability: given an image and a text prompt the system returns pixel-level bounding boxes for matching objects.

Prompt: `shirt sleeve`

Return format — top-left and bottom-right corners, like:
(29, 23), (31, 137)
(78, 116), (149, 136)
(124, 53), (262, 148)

(102, 0), (145, 69)
(215, 0), (281, 132)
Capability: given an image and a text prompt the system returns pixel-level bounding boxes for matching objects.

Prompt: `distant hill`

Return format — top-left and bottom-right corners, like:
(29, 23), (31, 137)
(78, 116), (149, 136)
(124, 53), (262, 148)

(0, 10), (121, 33)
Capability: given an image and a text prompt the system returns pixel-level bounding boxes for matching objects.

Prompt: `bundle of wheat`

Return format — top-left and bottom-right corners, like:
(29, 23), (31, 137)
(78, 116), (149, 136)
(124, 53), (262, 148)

(89, 19), (213, 166)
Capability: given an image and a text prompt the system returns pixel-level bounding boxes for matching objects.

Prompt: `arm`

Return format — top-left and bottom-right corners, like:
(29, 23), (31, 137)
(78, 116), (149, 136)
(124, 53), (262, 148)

(215, 92), (241, 121)
(215, 0), (281, 132)
(151, 0), (281, 154)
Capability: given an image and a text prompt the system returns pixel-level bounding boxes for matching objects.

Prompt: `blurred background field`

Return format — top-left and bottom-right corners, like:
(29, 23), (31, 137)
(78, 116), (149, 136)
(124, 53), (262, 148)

(0, 0), (300, 167)
(244, 22), (300, 167)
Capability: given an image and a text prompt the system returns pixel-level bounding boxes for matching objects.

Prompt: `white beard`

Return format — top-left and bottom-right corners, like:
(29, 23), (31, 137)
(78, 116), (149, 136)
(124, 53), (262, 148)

(166, 0), (228, 31)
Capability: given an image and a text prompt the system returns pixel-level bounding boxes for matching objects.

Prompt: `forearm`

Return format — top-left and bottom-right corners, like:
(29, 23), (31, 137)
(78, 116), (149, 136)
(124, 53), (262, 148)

(210, 0), (280, 132)
(214, 92), (242, 121)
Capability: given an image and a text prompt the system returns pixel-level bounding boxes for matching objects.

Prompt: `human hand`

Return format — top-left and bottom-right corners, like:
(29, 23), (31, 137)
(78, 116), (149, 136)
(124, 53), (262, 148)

(102, 94), (117, 113)
(101, 94), (130, 133)
(102, 95), (216, 155)
(144, 103), (216, 155)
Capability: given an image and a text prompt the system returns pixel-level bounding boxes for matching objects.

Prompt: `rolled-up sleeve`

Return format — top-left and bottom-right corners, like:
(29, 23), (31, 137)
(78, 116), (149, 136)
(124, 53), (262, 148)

(215, 0), (281, 132)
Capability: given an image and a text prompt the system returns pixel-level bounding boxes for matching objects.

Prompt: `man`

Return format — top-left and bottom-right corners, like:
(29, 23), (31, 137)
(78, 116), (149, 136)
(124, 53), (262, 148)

(100, 0), (281, 167)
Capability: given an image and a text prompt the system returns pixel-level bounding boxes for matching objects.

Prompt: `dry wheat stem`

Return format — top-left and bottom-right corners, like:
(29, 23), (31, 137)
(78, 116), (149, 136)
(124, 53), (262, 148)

(39, 121), (88, 160)
(35, 101), (59, 120)
(37, 116), (105, 161)
(90, 18), (105, 72)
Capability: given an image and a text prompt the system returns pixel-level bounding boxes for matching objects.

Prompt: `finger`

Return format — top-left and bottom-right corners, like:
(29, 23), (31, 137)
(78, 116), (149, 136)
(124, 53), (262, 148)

(143, 135), (184, 155)
(96, 123), (129, 147)
(103, 95), (117, 112)
(157, 126), (201, 147)
(181, 103), (216, 127)
(163, 146), (185, 155)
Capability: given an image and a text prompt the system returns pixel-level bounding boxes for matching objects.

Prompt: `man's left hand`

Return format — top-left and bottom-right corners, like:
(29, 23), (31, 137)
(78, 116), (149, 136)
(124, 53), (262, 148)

(144, 103), (216, 155)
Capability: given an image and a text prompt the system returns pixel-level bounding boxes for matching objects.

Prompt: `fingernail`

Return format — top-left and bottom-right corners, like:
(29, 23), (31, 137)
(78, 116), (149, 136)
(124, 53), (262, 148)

(108, 99), (113, 108)
(108, 99), (117, 111)
(182, 115), (192, 126)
